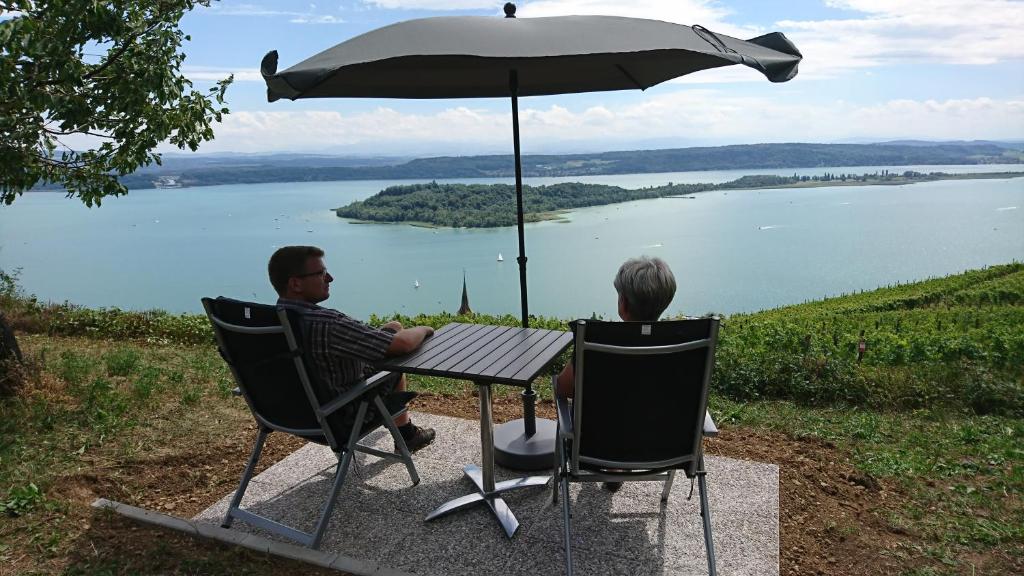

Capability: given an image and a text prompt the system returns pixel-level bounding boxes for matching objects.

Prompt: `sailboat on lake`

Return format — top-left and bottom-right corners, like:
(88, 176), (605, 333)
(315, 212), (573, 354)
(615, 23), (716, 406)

(414, 279), (420, 289)
(497, 253), (503, 262)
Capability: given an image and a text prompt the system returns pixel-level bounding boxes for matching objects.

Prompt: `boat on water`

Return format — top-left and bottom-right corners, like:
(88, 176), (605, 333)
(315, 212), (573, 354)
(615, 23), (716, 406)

(497, 253), (503, 262)
(414, 279), (420, 288)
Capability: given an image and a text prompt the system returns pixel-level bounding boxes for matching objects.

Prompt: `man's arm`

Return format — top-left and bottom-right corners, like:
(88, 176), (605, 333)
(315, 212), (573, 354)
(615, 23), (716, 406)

(385, 326), (434, 356)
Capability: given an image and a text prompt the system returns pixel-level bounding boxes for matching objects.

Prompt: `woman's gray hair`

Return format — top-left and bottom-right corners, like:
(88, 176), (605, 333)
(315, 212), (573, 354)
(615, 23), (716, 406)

(613, 256), (677, 321)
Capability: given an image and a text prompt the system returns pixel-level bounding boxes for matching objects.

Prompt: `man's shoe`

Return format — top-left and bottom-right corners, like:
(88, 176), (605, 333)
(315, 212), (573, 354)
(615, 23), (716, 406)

(397, 424), (436, 453)
(602, 481), (623, 493)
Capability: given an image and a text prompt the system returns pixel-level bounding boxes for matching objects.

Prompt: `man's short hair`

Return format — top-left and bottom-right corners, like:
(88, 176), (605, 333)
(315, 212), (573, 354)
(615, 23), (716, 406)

(613, 256), (677, 321)
(268, 245), (324, 295)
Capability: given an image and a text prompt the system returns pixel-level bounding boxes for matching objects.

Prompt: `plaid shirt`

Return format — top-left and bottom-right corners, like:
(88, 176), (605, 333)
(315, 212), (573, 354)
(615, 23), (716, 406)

(277, 298), (395, 395)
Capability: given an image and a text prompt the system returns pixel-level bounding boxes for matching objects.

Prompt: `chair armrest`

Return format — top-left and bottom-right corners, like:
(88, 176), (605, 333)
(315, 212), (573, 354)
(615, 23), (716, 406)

(703, 411), (718, 437)
(553, 376), (573, 440)
(320, 371), (396, 417)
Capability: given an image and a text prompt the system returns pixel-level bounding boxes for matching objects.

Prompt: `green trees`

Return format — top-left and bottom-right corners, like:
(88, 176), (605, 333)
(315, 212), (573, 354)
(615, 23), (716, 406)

(336, 171), (1002, 228)
(0, 1), (231, 206)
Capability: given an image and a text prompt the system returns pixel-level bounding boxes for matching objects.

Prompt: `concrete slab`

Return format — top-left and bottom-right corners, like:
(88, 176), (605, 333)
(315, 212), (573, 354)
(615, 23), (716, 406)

(195, 412), (779, 575)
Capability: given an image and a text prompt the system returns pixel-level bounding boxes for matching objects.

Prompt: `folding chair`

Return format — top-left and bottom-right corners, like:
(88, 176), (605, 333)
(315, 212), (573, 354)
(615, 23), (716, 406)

(553, 318), (721, 575)
(202, 297), (420, 549)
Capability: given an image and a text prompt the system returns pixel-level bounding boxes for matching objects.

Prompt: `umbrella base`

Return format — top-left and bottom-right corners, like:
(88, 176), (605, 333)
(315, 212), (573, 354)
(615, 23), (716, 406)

(493, 418), (556, 471)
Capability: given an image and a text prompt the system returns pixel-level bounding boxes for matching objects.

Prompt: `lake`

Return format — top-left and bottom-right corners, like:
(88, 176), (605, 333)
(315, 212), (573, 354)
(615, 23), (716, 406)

(1, 165), (1021, 320)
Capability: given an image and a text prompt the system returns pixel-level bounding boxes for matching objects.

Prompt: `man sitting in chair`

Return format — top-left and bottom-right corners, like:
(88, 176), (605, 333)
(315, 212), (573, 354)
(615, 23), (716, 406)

(269, 245), (437, 452)
(555, 256), (677, 491)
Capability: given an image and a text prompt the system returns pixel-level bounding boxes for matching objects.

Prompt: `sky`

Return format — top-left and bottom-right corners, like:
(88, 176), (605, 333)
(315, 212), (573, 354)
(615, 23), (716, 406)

(42, 1), (1024, 155)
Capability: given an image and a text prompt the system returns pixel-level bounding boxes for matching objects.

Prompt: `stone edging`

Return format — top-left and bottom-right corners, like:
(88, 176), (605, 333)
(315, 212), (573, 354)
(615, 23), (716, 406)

(91, 498), (414, 576)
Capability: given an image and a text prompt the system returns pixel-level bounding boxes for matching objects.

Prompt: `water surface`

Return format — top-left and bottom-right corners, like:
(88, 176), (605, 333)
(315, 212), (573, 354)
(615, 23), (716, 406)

(1, 166), (1021, 319)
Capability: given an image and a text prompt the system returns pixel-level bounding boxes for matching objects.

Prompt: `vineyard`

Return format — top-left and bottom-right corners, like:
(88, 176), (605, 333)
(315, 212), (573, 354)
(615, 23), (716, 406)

(2, 263), (1021, 415)
(717, 263), (1024, 414)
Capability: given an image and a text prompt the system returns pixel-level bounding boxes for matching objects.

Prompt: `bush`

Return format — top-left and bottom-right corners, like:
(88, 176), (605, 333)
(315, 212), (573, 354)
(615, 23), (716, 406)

(104, 348), (141, 377)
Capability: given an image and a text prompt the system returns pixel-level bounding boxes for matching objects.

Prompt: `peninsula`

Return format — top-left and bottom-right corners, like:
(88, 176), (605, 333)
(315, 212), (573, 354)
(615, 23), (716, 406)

(335, 170), (1024, 228)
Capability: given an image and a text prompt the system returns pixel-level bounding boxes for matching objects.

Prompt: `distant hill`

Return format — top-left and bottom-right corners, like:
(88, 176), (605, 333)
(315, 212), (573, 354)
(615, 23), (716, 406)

(875, 139), (1024, 150)
(35, 141), (1024, 191)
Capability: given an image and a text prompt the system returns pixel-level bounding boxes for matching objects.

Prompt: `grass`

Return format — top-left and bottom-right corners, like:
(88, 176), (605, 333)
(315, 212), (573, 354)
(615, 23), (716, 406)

(714, 397), (1023, 559)
(0, 264), (1021, 574)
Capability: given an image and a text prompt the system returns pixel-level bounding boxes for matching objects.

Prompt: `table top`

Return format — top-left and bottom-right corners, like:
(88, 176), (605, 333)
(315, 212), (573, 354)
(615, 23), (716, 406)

(378, 323), (573, 386)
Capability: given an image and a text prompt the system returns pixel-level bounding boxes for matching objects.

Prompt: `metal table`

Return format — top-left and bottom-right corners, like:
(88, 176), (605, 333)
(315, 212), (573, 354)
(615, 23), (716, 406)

(379, 322), (572, 537)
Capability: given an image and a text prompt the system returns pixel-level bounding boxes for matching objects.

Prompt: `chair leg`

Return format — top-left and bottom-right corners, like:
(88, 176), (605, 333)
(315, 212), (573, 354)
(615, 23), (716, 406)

(661, 469), (676, 504)
(552, 435), (562, 504)
(222, 426), (270, 528)
(310, 400), (369, 549)
(560, 471), (574, 576)
(375, 395), (420, 486)
(697, 454), (717, 576)
(310, 450), (352, 549)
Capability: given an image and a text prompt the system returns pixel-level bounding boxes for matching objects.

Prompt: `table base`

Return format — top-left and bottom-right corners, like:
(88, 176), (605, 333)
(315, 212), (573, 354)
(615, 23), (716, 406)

(424, 465), (549, 538)
(494, 418), (557, 470)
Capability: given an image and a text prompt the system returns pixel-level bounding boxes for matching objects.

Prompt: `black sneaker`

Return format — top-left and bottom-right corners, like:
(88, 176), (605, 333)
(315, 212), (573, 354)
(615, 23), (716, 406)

(602, 481), (623, 493)
(397, 424), (436, 453)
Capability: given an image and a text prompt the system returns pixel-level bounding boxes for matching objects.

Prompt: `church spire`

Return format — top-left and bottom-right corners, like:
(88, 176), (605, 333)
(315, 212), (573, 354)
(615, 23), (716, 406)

(458, 270), (472, 315)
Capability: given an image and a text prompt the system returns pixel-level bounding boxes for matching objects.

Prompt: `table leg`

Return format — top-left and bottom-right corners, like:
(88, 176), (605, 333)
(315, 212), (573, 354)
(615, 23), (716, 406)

(479, 383), (496, 493)
(423, 381), (550, 538)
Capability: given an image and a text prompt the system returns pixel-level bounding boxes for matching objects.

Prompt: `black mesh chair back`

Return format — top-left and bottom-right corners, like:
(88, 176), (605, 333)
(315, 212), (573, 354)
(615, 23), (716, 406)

(573, 318), (716, 477)
(201, 296), (419, 549)
(203, 297), (323, 435)
(555, 317), (721, 575)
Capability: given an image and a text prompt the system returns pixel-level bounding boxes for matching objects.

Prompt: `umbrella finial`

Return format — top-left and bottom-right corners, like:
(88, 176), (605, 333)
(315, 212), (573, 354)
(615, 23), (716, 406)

(503, 3), (516, 18)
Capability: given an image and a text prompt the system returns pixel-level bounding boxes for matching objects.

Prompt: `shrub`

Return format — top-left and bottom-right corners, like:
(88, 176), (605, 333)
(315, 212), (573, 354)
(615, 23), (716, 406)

(104, 348), (141, 377)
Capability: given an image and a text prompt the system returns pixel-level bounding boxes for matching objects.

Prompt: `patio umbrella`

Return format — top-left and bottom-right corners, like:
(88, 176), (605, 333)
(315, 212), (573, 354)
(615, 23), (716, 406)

(260, 3), (802, 468)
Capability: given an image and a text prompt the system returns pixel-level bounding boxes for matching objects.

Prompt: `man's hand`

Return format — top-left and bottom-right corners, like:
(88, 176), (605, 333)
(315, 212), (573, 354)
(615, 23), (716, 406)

(385, 325), (435, 356)
(382, 320), (404, 333)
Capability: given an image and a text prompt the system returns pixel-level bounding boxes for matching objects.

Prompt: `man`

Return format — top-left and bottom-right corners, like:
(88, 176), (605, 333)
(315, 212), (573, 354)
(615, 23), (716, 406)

(268, 245), (436, 451)
(554, 255), (677, 492)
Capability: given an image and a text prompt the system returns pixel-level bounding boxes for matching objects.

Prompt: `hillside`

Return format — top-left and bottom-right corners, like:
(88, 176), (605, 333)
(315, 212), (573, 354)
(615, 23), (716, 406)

(0, 264), (1021, 574)
(41, 141), (1022, 191)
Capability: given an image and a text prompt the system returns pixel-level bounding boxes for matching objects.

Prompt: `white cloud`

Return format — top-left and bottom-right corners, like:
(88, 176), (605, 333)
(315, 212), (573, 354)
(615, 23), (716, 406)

(515, 0), (755, 35)
(360, 0), (503, 9)
(359, 0), (760, 36)
(357, 0), (1024, 75)
(182, 93), (1024, 154)
(778, 0), (1024, 76)
(289, 14), (345, 23)
(205, 3), (308, 17)
(205, 2), (345, 24)
(183, 66), (263, 82)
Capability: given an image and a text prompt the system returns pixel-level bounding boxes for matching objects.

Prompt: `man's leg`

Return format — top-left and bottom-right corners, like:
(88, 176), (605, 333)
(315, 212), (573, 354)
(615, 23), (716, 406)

(393, 374), (411, 427)
(384, 373), (435, 452)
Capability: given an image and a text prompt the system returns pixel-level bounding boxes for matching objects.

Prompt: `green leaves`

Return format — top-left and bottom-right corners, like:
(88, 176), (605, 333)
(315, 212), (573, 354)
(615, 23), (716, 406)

(0, 1), (231, 206)
(1, 482), (43, 517)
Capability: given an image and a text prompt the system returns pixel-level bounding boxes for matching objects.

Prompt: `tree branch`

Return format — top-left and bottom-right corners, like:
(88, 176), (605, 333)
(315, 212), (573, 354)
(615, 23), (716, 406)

(81, 17), (167, 82)
(43, 126), (114, 139)
(33, 12), (166, 87)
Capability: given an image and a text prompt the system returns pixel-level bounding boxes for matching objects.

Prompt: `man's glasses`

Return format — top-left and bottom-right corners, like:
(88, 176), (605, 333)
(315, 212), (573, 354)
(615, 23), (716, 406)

(294, 268), (328, 278)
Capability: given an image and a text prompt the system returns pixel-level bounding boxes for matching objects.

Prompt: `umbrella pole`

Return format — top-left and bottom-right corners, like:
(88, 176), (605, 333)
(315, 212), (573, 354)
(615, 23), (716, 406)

(494, 70), (554, 470)
(510, 73), (529, 331)
(510, 71), (536, 438)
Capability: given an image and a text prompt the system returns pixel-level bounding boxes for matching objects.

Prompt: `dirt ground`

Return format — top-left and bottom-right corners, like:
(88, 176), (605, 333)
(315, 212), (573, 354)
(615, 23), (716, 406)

(14, 391), (1010, 576)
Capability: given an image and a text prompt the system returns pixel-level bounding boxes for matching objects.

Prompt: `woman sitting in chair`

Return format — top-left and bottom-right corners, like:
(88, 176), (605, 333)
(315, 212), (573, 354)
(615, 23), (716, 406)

(555, 255), (678, 399)
(555, 256), (677, 493)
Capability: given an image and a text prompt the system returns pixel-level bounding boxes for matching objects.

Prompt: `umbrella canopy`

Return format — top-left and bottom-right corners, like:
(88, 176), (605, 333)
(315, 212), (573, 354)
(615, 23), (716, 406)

(261, 15), (800, 100)
(259, 6), (801, 466)
(260, 12), (802, 327)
